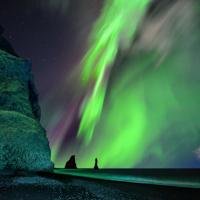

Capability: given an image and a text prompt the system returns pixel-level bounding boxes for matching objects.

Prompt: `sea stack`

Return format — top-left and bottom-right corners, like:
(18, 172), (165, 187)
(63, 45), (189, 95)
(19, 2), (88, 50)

(65, 155), (77, 169)
(0, 26), (53, 171)
(94, 158), (99, 170)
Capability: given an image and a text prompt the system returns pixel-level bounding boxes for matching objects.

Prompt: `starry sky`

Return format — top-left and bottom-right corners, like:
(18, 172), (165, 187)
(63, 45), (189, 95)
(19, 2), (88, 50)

(0, 0), (200, 168)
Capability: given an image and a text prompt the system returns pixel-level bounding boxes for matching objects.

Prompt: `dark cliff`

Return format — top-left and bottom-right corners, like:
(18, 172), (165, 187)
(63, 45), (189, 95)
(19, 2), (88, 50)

(0, 25), (53, 171)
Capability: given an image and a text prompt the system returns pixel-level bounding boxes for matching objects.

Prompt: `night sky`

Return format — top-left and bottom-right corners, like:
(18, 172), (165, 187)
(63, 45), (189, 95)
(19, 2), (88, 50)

(0, 0), (102, 131)
(0, 0), (104, 166)
(0, 0), (200, 168)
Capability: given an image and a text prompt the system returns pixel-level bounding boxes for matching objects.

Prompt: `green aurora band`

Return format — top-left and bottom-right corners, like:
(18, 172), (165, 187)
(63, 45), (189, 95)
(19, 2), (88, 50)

(78, 0), (151, 144)
(51, 0), (200, 168)
(71, 0), (200, 168)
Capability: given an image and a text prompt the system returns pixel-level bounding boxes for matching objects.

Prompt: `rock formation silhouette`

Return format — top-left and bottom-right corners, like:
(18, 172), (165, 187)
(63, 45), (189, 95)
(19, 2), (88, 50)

(0, 25), (53, 171)
(65, 155), (77, 169)
(94, 158), (99, 170)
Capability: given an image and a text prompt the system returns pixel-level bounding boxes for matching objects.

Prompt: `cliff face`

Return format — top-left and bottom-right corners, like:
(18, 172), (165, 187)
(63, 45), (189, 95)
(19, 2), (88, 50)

(0, 27), (53, 171)
(0, 51), (40, 119)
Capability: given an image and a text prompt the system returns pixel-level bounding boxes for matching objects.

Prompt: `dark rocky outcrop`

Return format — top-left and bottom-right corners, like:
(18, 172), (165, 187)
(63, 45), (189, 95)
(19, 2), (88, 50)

(0, 25), (18, 57)
(94, 158), (99, 170)
(0, 25), (53, 171)
(65, 155), (77, 169)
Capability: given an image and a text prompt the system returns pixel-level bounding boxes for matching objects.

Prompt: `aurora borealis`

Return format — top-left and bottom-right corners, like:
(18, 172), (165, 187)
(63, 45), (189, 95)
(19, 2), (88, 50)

(1, 0), (200, 168)
(78, 0), (151, 144)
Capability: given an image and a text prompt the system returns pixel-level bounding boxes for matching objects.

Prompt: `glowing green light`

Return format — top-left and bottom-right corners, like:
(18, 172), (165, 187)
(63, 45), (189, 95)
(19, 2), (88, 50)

(78, 0), (151, 144)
